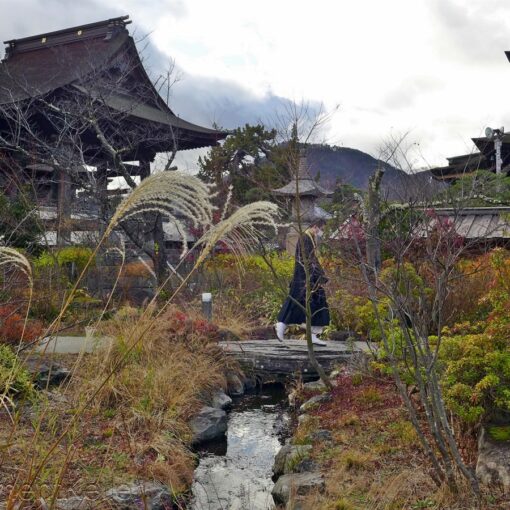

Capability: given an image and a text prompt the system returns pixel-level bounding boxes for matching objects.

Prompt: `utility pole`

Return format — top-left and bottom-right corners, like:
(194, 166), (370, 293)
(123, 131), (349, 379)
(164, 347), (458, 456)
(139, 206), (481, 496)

(485, 126), (505, 174)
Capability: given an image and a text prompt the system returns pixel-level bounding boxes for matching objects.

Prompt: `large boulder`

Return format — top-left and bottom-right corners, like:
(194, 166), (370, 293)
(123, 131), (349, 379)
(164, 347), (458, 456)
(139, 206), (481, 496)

(271, 472), (325, 505)
(210, 389), (233, 410)
(273, 444), (313, 478)
(105, 481), (173, 509)
(476, 426), (510, 490)
(190, 406), (227, 445)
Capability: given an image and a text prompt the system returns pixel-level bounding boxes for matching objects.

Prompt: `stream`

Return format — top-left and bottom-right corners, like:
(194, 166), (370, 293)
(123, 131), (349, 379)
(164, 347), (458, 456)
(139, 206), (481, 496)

(190, 383), (289, 510)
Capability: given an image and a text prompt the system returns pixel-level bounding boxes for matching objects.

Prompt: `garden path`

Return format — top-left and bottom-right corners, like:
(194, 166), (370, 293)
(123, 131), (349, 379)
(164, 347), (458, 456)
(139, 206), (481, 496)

(36, 335), (112, 354)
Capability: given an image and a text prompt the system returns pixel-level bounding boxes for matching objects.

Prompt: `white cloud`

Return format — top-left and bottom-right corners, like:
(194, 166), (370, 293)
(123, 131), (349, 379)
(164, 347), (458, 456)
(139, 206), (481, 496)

(2, 0), (510, 167)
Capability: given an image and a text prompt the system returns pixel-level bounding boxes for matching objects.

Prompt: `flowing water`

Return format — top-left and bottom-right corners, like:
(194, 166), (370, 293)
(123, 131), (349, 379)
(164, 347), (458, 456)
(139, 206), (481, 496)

(190, 384), (289, 510)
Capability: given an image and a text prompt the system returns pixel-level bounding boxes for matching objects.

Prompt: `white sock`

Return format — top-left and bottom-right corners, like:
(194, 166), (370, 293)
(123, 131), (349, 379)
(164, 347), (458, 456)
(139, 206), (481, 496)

(276, 322), (286, 341)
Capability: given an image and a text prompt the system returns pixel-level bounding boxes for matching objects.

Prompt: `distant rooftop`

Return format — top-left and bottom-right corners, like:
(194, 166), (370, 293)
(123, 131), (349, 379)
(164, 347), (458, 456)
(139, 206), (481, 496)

(3, 16), (132, 59)
(425, 207), (510, 240)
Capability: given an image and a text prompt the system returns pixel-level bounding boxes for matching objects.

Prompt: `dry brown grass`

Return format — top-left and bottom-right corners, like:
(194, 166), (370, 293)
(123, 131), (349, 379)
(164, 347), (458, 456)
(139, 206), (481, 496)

(0, 305), (235, 506)
(81, 305), (228, 431)
(209, 299), (258, 339)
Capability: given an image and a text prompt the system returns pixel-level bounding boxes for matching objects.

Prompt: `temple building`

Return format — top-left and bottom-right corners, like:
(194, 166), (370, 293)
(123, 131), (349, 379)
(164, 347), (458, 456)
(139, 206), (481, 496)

(430, 136), (510, 183)
(431, 51), (510, 183)
(0, 15), (227, 246)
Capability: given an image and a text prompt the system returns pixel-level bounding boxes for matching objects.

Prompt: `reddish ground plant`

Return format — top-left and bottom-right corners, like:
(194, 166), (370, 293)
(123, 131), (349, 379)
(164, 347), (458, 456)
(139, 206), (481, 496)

(292, 369), (508, 510)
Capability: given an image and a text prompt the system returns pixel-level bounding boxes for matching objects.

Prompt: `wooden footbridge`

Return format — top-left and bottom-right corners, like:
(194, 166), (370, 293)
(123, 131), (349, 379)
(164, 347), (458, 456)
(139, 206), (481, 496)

(219, 339), (370, 382)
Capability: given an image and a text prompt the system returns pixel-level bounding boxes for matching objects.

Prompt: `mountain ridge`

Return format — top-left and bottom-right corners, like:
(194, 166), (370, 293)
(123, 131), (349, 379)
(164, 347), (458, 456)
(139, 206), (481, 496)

(303, 144), (443, 200)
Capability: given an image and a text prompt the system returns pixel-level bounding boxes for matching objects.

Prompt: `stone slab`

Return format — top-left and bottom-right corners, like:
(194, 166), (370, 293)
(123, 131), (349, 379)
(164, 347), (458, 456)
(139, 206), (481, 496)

(219, 338), (369, 381)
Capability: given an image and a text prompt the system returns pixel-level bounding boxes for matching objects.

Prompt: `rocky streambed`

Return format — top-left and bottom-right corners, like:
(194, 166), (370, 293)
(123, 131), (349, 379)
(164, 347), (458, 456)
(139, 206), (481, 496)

(189, 382), (289, 510)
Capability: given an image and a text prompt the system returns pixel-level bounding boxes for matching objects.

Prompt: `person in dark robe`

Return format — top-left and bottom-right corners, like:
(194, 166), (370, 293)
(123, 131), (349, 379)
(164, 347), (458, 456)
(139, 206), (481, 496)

(275, 225), (330, 346)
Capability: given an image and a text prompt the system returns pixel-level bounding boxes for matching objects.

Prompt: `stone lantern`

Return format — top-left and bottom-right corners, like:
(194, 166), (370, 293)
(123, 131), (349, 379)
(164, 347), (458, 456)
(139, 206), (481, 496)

(273, 150), (332, 253)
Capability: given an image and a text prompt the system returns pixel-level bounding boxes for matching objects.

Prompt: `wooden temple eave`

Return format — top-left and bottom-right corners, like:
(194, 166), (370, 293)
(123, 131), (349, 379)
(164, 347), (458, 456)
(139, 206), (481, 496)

(0, 16), (228, 150)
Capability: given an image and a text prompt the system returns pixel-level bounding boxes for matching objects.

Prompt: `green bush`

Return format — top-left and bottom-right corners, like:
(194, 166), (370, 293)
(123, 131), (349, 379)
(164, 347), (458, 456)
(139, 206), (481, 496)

(205, 253), (293, 323)
(438, 250), (510, 426)
(35, 246), (94, 273)
(32, 247), (97, 322)
(0, 344), (34, 400)
(56, 246), (94, 271)
(440, 333), (510, 424)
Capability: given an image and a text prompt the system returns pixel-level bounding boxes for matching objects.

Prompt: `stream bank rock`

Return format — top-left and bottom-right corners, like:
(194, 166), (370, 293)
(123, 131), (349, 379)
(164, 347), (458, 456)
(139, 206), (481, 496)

(298, 414), (314, 426)
(299, 393), (332, 413)
(226, 371), (245, 397)
(303, 379), (332, 392)
(25, 357), (70, 388)
(476, 426), (510, 490)
(211, 389), (232, 410)
(273, 444), (313, 477)
(190, 406), (227, 444)
(272, 472), (325, 505)
(106, 481), (173, 509)
(244, 375), (257, 392)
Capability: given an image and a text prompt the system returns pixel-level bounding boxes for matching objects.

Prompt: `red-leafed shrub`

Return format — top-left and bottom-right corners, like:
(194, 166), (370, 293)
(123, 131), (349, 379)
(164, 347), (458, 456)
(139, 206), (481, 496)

(158, 306), (219, 341)
(0, 305), (43, 345)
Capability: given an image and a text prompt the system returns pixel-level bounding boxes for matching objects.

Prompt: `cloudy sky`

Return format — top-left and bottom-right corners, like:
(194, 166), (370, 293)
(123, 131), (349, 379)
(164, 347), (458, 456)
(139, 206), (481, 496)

(2, 0), (510, 169)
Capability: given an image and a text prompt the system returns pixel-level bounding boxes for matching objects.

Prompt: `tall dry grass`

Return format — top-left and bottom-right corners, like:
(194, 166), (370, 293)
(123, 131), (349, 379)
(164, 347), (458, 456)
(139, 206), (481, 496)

(82, 305), (230, 431)
(0, 170), (281, 508)
(76, 305), (231, 494)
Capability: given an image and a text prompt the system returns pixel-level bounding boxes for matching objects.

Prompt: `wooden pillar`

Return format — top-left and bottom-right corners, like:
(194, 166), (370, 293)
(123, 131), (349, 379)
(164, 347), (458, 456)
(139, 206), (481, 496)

(56, 168), (72, 246)
(97, 163), (108, 233)
(139, 160), (150, 181)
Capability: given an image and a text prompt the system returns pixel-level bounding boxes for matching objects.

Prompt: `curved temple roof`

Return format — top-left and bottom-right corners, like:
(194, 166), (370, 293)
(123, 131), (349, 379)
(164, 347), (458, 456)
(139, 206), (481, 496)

(0, 16), (228, 151)
(273, 151), (333, 197)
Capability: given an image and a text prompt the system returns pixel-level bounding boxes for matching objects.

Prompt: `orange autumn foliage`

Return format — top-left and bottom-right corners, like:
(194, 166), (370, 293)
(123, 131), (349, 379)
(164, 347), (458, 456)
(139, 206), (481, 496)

(0, 305), (43, 345)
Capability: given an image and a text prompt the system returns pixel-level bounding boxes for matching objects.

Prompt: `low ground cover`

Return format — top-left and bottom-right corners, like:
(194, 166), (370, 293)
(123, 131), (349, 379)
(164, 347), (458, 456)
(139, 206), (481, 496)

(291, 369), (508, 510)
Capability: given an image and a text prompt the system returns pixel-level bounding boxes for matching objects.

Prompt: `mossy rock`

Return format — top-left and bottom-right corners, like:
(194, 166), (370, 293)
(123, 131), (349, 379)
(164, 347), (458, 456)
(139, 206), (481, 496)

(273, 444), (313, 477)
